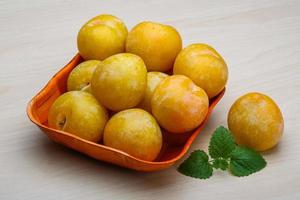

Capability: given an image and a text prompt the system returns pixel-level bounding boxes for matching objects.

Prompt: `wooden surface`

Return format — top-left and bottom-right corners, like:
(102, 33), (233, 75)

(1, 0), (300, 199)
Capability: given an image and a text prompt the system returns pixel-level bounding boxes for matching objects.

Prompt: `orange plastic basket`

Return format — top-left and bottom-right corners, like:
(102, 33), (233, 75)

(27, 54), (225, 172)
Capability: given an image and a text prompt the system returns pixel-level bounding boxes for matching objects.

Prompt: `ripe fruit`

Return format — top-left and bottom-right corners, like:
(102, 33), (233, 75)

(103, 109), (162, 161)
(126, 21), (182, 72)
(228, 92), (284, 151)
(67, 60), (101, 92)
(77, 14), (128, 60)
(91, 53), (147, 111)
(48, 91), (108, 142)
(173, 43), (228, 98)
(151, 75), (209, 133)
(138, 72), (169, 113)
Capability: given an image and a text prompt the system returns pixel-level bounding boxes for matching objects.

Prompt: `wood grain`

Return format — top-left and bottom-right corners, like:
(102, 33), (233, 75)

(0, 0), (299, 199)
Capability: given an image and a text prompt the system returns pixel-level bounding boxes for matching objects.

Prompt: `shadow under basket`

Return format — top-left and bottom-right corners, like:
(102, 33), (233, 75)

(27, 54), (225, 172)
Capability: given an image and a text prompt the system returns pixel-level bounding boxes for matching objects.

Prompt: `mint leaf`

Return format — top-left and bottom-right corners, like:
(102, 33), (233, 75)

(178, 126), (268, 180)
(212, 158), (228, 170)
(209, 126), (236, 159)
(178, 150), (213, 179)
(229, 146), (267, 177)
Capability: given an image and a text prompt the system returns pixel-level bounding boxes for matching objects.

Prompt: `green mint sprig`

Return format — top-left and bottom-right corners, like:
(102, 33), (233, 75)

(178, 126), (267, 179)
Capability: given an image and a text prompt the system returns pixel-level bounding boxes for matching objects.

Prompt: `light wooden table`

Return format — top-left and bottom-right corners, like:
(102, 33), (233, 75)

(1, 0), (299, 199)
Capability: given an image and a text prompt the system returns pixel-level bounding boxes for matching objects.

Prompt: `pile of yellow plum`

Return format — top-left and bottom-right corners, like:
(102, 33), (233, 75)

(48, 14), (283, 161)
